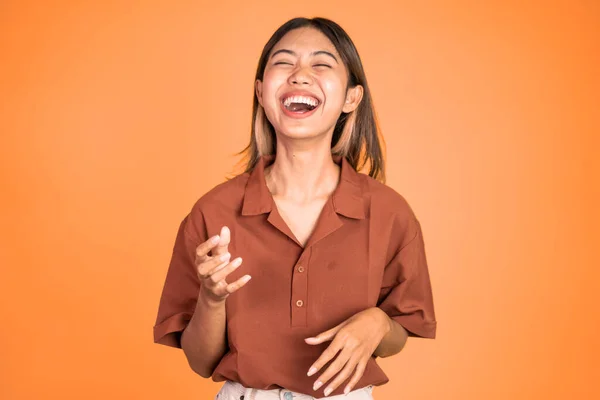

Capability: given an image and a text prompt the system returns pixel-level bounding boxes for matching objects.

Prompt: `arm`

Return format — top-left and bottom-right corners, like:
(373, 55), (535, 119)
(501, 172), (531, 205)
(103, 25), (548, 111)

(181, 294), (227, 378)
(373, 310), (409, 358)
(305, 216), (436, 396)
(181, 226), (250, 378)
(154, 217), (250, 378)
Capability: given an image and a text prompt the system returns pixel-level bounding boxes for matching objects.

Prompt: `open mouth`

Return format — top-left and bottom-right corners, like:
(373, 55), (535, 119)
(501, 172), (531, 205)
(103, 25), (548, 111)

(281, 95), (321, 114)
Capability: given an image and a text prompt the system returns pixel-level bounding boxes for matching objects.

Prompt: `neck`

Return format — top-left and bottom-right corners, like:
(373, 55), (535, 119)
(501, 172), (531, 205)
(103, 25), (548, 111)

(265, 145), (340, 203)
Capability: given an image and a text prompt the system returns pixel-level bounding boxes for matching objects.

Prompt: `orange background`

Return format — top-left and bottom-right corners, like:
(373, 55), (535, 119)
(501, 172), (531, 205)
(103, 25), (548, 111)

(1, 1), (598, 399)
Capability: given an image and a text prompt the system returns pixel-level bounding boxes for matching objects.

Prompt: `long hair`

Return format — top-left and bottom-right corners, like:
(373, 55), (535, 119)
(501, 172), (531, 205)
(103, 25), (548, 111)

(234, 17), (386, 182)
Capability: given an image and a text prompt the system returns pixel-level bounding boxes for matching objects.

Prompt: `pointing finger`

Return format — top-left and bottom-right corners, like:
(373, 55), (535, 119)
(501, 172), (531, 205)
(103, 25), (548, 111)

(210, 257), (243, 283)
(195, 235), (221, 264)
(197, 252), (231, 279)
(305, 323), (344, 345)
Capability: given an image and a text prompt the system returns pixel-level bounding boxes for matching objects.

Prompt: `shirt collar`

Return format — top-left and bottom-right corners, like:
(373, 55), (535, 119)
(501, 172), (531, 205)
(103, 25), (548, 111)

(241, 154), (366, 219)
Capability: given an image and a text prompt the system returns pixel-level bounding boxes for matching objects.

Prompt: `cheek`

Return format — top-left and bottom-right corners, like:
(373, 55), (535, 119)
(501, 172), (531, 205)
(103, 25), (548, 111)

(322, 79), (347, 109)
(261, 71), (284, 103)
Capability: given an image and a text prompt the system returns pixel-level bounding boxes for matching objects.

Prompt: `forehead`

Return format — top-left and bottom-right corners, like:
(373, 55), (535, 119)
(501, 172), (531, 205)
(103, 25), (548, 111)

(271, 27), (339, 56)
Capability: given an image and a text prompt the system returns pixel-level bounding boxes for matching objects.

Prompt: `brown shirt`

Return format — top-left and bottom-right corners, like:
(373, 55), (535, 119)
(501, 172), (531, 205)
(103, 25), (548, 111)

(153, 154), (436, 396)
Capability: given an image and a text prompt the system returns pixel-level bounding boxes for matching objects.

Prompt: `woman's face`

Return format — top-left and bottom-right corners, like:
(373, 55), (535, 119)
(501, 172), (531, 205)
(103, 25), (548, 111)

(256, 27), (362, 141)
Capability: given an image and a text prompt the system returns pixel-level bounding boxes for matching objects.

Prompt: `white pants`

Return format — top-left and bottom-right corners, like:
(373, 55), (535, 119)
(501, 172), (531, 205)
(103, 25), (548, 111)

(216, 380), (374, 400)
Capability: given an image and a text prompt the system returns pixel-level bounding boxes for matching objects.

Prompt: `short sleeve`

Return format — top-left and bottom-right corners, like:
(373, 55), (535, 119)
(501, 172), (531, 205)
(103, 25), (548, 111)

(377, 220), (437, 339)
(153, 212), (206, 348)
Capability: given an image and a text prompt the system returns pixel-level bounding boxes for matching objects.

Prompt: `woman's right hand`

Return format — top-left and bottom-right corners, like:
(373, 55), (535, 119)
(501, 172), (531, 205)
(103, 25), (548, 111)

(195, 226), (251, 305)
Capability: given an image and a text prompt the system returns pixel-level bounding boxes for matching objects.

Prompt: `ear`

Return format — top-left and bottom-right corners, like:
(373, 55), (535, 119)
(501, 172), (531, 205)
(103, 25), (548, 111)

(342, 85), (363, 113)
(255, 79), (264, 107)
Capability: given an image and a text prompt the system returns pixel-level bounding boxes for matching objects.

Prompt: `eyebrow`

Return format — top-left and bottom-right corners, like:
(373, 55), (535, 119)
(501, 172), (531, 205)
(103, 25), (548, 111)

(270, 49), (339, 63)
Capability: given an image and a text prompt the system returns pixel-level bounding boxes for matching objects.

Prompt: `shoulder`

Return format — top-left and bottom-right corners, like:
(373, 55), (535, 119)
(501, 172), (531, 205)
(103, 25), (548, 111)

(360, 174), (422, 248)
(361, 174), (417, 222)
(190, 172), (250, 215)
(182, 172), (250, 238)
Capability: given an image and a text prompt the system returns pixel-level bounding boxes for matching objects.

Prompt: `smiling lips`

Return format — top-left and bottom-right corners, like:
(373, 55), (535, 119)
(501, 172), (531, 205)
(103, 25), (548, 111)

(280, 92), (321, 118)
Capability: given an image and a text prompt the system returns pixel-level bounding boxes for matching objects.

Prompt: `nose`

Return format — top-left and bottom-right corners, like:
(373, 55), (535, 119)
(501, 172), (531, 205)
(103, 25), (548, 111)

(288, 65), (313, 86)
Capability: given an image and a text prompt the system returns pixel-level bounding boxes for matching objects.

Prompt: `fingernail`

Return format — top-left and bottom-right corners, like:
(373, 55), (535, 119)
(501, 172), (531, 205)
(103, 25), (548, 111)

(313, 381), (322, 391)
(324, 387), (332, 396)
(307, 367), (317, 376)
(344, 386), (350, 395)
(211, 235), (220, 243)
(220, 253), (230, 261)
(242, 275), (251, 282)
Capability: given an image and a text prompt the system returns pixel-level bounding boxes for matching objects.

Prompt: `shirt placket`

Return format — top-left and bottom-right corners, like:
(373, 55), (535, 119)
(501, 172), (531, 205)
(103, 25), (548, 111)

(291, 247), (311, 327)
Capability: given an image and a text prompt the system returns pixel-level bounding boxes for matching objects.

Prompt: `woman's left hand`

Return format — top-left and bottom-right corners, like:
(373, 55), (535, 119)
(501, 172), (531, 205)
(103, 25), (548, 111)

(305, 307), (391, 396)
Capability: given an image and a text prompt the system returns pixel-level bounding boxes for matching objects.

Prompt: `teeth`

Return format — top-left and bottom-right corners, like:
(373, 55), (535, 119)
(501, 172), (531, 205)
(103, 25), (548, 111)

(283, 95), (319, 107)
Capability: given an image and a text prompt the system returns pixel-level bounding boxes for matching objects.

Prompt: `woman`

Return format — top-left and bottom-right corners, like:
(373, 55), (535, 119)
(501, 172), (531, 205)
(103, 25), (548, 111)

(153, 17), (437, 400)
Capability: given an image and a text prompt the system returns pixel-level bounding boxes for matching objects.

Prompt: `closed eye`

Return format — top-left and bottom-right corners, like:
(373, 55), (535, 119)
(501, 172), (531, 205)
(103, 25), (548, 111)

(274, 61), (293, 66)
(314, 64), (332, 68)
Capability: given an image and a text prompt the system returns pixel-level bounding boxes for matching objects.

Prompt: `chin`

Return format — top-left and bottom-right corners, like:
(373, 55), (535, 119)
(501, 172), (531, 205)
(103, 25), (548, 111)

(272, 116), (337, 141)
(275, 125), (328, 140)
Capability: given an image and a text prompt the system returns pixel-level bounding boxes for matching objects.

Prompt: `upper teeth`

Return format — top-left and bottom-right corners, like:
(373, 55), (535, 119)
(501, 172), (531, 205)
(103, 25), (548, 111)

(283, 96), (319, 107)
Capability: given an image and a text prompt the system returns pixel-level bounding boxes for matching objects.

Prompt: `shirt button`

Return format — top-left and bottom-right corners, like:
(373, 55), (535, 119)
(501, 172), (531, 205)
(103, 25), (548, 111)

(297, 266), (305, 273)
(296, 300), (304, 307)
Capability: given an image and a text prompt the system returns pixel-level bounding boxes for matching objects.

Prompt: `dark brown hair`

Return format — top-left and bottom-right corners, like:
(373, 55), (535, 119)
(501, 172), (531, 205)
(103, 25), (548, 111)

(234, 17), (385, 182)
